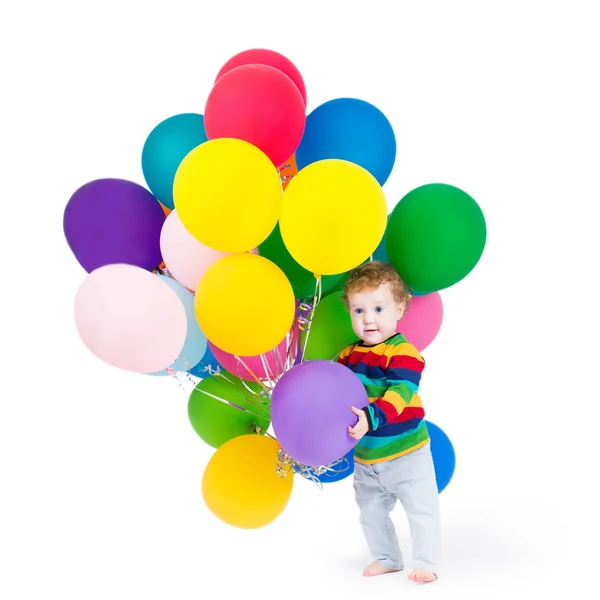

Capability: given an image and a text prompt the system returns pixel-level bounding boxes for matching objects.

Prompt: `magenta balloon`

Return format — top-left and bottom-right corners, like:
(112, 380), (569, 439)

(396, 292), (444, 351)
(270, 360), (366, 466)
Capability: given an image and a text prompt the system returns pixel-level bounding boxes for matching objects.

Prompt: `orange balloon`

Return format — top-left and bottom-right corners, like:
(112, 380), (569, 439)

(159, 202), (172, 217)
(279, 154), (298, 191)
(202, 434), (294, 529)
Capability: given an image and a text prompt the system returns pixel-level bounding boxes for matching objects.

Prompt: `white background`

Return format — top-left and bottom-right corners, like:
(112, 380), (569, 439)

(1, 1), (598, 598)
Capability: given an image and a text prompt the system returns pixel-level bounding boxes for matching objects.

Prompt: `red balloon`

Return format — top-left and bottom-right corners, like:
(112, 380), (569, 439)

(215, 48), (307, 106)
(205, 64), (306, 168)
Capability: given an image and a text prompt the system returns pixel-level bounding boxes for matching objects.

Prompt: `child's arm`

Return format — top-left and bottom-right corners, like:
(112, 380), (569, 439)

(362, 344), (425, 432)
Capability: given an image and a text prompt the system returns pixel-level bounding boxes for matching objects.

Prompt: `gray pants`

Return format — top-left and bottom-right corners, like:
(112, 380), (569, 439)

(353, 442), (441, 573)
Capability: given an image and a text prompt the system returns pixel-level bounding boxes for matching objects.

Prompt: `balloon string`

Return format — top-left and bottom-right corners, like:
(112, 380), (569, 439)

(194, 383), (270, 421)
(299, 276), (323, 362)
(274, 449), (352, 491)
(233, 355), (273, 395)
(283, 327), (299, 370)
(215, 370), (271, 411)
(258, 353), (277, 386)
(164, 355), (197, 390)
(268, 344), (286, 378)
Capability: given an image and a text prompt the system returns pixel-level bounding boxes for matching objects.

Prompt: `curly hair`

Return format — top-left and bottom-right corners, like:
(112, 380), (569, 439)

(342, 260), (412, 309)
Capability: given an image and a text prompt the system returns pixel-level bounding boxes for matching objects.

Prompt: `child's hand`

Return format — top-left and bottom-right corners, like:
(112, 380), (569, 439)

(348, 406), (369, 440)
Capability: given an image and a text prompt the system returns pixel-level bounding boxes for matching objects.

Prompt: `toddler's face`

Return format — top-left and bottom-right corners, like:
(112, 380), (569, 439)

(347, 283), (405, 346)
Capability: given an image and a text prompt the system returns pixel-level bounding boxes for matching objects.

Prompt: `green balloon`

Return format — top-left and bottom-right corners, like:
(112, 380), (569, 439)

(258, 222), (343, 299)
(323, 269), (348, 298)
(187, 371), (270, 449)
(386, 183), (486, 293)
(302, 291), (359, 361)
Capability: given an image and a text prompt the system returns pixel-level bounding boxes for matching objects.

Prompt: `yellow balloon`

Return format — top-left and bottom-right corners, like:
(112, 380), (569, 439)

(195, 252), (295, 356)
(202, 434), (294, 529)
(280, 159), (387, 275)
(173, 138), (282, 253)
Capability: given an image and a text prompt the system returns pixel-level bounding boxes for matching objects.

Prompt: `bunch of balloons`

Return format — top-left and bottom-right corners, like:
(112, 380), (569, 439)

(63, 47), (486, 530)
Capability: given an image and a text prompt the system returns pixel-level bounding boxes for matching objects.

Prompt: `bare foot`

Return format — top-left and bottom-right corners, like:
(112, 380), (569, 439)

(408, 567), (437, 583)
(363, 561), (401, 577)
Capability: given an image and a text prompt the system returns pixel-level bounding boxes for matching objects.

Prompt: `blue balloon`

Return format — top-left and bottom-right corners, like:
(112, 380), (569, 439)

(141, 113), (208, 210)
(295, 98), (396, 186)
(189, 344), (222, 379)
(316, 448), (355, 483)
(150, 276), (207, 376)
(426, 420), (456, 493)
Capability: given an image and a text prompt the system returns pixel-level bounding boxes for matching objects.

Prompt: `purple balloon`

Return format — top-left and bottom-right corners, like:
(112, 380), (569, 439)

(270, 360), (366, 466)
(63, 178), (166, 273)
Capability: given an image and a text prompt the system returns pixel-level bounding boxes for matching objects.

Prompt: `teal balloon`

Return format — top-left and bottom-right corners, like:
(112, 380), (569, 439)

(150, 275), (207, 375)
(141, 113), (208, 210)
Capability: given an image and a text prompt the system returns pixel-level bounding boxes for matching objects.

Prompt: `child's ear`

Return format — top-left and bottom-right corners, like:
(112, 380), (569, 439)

(397, 303), (406, 320)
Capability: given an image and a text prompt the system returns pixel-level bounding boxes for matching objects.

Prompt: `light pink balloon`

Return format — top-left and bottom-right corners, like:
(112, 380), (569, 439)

(74, 264), (187, 373)
(396, 292), (443, 352)
(209, 325), (299, 381)
(160, 210), (230, 291)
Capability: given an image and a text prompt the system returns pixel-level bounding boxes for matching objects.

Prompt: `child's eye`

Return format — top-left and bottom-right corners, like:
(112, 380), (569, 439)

(375, 306), (384, 313)
(354, 308), (363, 315)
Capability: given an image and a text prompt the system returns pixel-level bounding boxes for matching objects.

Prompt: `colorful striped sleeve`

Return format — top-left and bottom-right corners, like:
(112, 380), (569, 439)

(364, 343), (425, 431)
(336, 343), (354, 366)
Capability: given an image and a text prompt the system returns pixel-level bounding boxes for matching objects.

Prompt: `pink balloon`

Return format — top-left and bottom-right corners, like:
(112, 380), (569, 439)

(396, 292), (443, 351)
(160, 210), (231, 291)
(74, 264), (187, 373)
(209, 325), (299, 381)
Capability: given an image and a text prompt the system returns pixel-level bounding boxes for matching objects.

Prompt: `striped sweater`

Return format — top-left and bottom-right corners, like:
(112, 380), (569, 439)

(337, 333), (430, 464)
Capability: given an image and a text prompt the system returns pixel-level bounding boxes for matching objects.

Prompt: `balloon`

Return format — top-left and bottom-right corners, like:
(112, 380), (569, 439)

(173, 138), (282, 253)
(258, 222), (343, 299)
(374, 227), (427, 296)
(215, 48), (307, 106)
(141, 113), (208, 210)
(396, 292), (444, 352)
(296, 98), (396, 186)
(149, 276), (208, 375)
(188, 371), (269, 448)
(386, 184), (487, 293)
(319, 214), (386, 299)
(426, 420), (456, 493)
(316, 448), (355, 484)
(279, 154), (298, 190)
(302, 291), (358, 361)
(202, 434), (294, 529)
(73, 264), (187, 373)
(270, 360), (366, 466)
(63, 178), (165, 273)
(208, 328), (298, 382)
(195, 253), (295, 356)
(280, 159), (387, 275)
(160, 209), (231, 291)
(204, 64), (306, 167)
(372, 215), (390, 262)
(189, 344), (223, 378)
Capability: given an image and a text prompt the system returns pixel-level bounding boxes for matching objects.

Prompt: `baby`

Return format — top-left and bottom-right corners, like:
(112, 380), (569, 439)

(337, 260), (440, 583)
